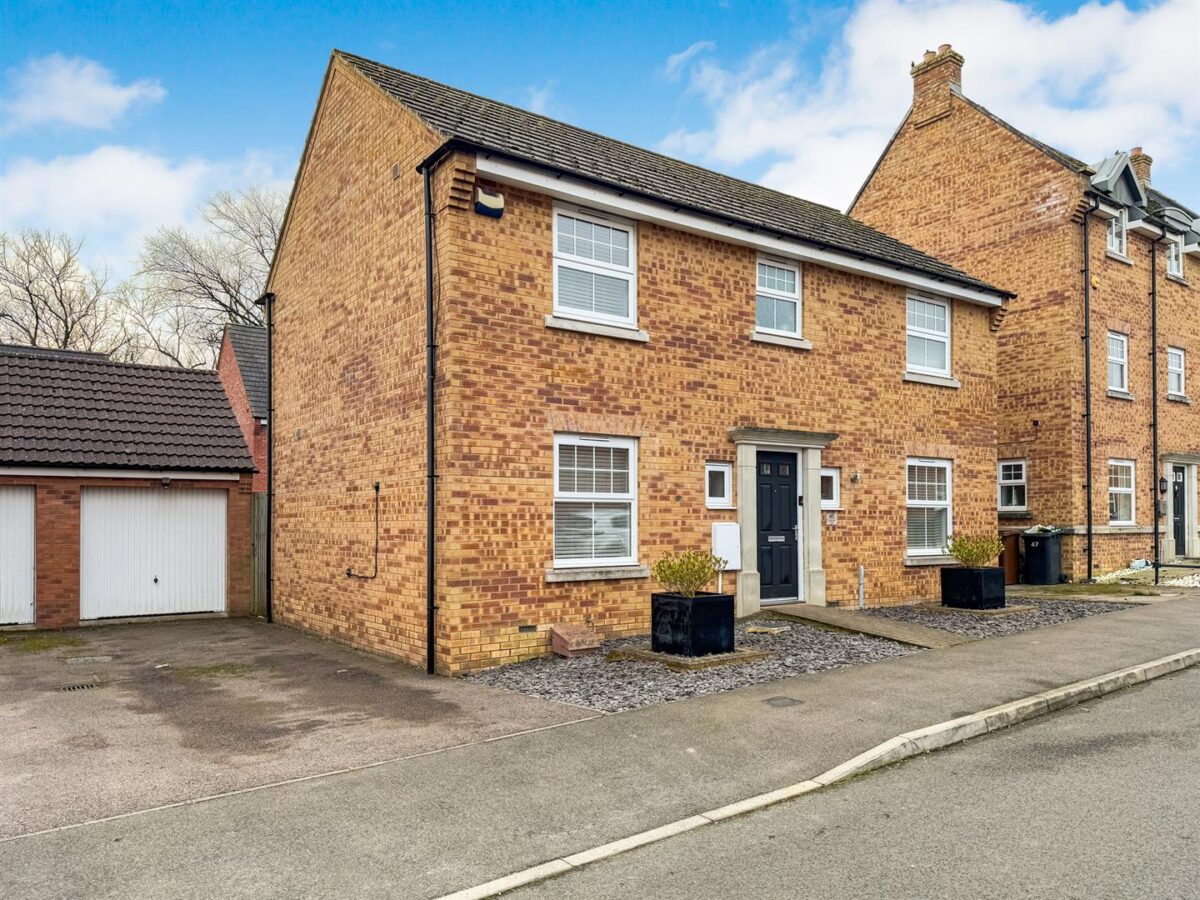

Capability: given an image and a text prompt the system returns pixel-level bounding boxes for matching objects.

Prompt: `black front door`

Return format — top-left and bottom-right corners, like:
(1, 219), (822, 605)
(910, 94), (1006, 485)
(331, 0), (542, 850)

(1172, 466), (1187, 555)
(757, 451), (798, 601)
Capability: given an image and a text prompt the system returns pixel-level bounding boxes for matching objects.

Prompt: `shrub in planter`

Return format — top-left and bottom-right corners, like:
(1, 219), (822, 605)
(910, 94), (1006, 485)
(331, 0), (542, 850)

(941, 534), (1006, 610)
(650, 551), (733, 656)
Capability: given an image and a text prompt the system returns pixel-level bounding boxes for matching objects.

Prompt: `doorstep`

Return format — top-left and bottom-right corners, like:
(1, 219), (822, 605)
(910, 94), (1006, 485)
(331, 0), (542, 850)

(770, 603), (974, 650)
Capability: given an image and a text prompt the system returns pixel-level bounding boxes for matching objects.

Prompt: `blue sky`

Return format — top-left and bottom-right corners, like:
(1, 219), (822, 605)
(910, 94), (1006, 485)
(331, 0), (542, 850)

(2, 0), (1197, 271)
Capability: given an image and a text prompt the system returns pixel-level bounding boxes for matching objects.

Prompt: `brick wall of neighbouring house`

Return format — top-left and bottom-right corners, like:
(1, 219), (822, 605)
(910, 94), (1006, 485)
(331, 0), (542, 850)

(851, 49), (1199, 579)
(217, 333), (269, 492)
(0, 474), (252, 628)
(270, 56), (1000, 674)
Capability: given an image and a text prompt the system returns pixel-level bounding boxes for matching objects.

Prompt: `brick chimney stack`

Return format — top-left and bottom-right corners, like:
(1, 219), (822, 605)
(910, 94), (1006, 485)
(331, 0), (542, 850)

(911, 43), (964, 126)
(1130, 147), (1152, 186)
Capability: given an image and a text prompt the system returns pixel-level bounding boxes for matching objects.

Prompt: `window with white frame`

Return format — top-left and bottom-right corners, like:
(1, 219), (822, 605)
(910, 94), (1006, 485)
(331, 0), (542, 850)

(553, 207), (636, 327)
(820, 468), (841, 510)
(553, 435), (637, 567)
(1107, 210), (1128, 257)
(906, 295), (951, 376)
(1108, 459), (1135, 525)
(1167, 233), (1185, 278)
(705, 462), (733, 509)
(755, 259), (801, 336)
(906, 459), (952, 555)
(1107, 331), (1129, 392)
(998, 460), (1027, 511)
(1168, 346), (1186, 397)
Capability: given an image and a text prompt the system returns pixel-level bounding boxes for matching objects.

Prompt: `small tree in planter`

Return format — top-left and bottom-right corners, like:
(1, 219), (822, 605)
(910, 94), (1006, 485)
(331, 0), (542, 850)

(941, 533), (1006, 609)
(650, 551), (733, 656)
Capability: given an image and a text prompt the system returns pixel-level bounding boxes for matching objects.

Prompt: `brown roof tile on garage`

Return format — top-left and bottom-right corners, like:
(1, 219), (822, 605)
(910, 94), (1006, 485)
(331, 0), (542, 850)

(0, 345), (255, 472)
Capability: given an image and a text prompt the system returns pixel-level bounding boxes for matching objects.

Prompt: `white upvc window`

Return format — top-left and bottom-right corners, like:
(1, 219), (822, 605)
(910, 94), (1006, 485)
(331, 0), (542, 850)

(820, 467), (841, 510)
(1107, 209), (1128, 257)
(998, 459), (1027, 511)
(755, 258), (802, 337)
(705, 462), (733, 509)
(553, 434), (637, 567)
(552, 206), (637, 328)
(1168, 346), (1186, 396)
(1108, 459), (1135, 525)
(1167, 233), (1184, 277)
(1107, 331), (1129, 392)
(906, 295), (951, 377)
(906, 458), (952, 555)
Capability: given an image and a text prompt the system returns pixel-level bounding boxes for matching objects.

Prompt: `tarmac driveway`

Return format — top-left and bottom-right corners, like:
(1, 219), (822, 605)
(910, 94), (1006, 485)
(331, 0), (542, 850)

(0, 619), (592, 839)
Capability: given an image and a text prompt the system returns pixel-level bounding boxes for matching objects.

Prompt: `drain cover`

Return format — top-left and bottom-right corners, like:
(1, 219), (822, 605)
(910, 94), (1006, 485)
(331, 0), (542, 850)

(763, 696), (802, 708)
(60, 682), (98, 692)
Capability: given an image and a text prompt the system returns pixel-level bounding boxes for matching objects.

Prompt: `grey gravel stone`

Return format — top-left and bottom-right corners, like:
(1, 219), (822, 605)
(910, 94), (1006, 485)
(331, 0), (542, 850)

(465, 620), (917, 713)
(862, 598), (1131, 639)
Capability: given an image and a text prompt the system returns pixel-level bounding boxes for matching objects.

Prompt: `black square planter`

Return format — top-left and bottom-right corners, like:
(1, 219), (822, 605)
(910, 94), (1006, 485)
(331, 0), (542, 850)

(651, 592), (735, 656)
(940, 567), (1006, 610)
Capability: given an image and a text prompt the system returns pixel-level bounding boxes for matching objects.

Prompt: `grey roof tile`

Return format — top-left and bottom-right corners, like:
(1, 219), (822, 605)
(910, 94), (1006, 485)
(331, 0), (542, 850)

(225, 324), (268, 419)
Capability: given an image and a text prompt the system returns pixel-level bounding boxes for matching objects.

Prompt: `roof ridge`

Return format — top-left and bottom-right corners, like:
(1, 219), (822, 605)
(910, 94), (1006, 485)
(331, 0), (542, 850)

(0, 346), (217, 377)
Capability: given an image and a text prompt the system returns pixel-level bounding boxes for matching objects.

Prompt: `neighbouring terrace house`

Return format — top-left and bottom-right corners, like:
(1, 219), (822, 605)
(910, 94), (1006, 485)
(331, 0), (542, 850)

(851, 44), (1200, 580)
(0, 345), (255, 629)
(267, 51), (1012, 673)
(217, 323), (270, 492)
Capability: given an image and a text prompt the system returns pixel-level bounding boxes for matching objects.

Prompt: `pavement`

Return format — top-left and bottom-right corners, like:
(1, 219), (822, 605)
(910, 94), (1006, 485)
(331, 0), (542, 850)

(0, 619), (592, 838)
(1, 596), (1197, 898)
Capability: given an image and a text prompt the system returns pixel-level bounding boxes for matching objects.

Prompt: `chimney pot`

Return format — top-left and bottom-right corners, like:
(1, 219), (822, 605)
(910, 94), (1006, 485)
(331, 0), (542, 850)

(938, 43), (952, 53)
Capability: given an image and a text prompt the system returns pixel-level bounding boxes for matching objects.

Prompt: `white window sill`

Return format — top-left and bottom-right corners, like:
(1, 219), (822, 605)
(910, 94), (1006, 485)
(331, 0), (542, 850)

(544, 564), (650, 583)
(545, 315), (649, 343)
(706, 504), (736, 511)
(904, 554), (956, 567)
(1167, 393), (1191, 405)
(1166, 274), (1189, 286)
(1106, 388), (1134, 401)
(1106, 251), (1133, 266)
(751, 330), (812, 351)
(1107, 523), (1138, 530)
(904, 371), (961, 389)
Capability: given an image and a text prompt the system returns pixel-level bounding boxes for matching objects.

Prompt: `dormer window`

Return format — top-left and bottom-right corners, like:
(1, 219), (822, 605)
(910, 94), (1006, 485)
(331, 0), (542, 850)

(1106, 210), (1128, 257)
(1167, 233), (1184, 278)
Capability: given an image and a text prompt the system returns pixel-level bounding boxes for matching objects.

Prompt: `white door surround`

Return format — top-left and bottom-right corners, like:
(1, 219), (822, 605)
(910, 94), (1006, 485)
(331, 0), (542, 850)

(731, 427), (837, 616)
(1163, 455), (1200, 559)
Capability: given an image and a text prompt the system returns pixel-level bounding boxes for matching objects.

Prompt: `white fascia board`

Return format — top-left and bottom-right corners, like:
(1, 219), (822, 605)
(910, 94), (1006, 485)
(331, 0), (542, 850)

(475, 154), (1005, 308)
(0, 467), (240, 481)
(1093, 201), (1122, 220)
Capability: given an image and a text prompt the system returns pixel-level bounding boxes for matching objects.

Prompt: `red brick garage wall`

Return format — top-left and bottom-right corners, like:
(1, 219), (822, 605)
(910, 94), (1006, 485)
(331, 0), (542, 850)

(0, 473), (253, 629)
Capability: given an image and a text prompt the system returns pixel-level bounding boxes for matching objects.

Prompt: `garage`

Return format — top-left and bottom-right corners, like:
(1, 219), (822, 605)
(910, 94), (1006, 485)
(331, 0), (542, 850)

(0, 485), (36, 625)
(81, 487), (228, 619)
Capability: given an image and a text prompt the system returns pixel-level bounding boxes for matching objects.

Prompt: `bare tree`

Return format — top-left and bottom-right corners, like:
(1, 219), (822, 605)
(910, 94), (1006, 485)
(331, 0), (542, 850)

(130, 187), (286, 367)
(0, 230), (135, 358)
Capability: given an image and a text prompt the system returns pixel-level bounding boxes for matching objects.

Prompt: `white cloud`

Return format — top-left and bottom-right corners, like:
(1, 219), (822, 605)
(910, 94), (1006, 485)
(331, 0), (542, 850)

(526, 81), (557, 116)
(663, 40), (716, 80)
(3, 54), (166, 132)
(663, 0), (1200, 209)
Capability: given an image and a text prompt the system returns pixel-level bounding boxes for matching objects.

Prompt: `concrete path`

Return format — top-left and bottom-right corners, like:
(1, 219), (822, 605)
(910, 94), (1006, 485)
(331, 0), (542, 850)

(771, 602), (974, 648)
(2, 598), (1197, 899)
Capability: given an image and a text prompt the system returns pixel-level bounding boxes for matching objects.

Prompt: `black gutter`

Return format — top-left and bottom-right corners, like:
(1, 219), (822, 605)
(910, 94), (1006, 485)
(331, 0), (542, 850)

(256, 290), (276, 622)
(1081, 197), (1100, 582)
(421, 139), (1014, 302)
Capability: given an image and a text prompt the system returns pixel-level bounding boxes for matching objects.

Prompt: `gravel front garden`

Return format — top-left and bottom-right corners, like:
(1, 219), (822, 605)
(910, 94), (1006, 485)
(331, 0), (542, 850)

(467, 619), (917, 713)
(863, 598), (1133, 639)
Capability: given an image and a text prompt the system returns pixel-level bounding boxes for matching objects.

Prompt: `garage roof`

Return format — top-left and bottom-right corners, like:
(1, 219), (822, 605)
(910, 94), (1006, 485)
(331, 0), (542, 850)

(0, 345), (255, 472)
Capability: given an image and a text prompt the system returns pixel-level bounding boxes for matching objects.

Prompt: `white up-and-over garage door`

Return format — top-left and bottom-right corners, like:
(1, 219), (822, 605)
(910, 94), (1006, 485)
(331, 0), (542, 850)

(0, 486), (36, 625)
(80, 487), (227, 620)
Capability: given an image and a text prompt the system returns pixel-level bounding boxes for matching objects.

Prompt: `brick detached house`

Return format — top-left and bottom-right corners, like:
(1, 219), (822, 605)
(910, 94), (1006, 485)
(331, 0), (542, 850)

(851, 44), (1200, 580)
(217, 323), (270, 491)
(0, 345), (254, 628)
(266, 50), (1011, 673)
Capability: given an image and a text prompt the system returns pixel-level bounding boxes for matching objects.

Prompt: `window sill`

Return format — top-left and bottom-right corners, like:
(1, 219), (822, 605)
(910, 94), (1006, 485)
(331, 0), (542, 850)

(1106, 389), (1134, 401)
(999, 510), (1033, 520)
(904, 554), (956, 567)
(1166, 274), (1189, 286)
(750, 330), (812, 351)
(904, 371), (961, 389)
(545, 315), (649, 343)
(706, 504), (736, 511)
(544, 564), (650, 583)
(1107, 523), (1138, 531)
(1167, 393), (1191, 405)
(1106, 251), (1133, 266)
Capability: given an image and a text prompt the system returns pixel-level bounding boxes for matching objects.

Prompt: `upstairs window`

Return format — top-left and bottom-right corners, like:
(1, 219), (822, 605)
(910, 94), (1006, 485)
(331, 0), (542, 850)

(906, 295), (951, 377)
(1107, 210), (1128, 257)
(1108, 460), (1135, 525)
(1168, 347), (1186, 397)
(1167, 233), (1184, 278)
(553, 435), (637, 567)
(755, 259), (802, 337)
(998, 460), (1027, 511)
(553, 208), (637, 328)
(1107, 332), (1129, 392)
(906, 458), (952, 555)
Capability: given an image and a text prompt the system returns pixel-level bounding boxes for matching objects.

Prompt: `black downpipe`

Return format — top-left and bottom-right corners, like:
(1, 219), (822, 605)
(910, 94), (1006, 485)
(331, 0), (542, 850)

(1081, 198), (1099, 582)
(421, 162), (438, 675)
(1150, 235), (1163, 585)
(259, 290), (276, 622)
